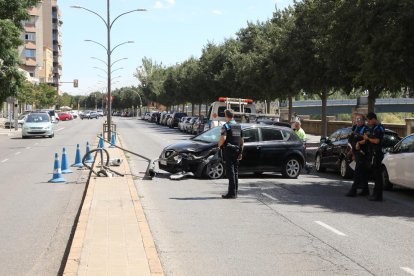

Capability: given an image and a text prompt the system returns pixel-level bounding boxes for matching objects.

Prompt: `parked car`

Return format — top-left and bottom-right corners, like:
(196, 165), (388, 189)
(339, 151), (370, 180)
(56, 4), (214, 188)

(178, 117), (188, 131)
(184, 117), (197, 133)
(315, 127), (401, 178)
(69, 111), (78, 119)
(162, 114), (172, 126)
(22, 113), (54, 138)
(97, 110), (104, 117)
(381, 134), (414, 190)
(169, 112), (187, 128)
(80, 111), (90, 119)
(258, 119), (291, 128)
(89, 111), (99, 119)
(159, 124), (305, 179)
(4, 114), (27, 128)
(58, 112), (73, 121)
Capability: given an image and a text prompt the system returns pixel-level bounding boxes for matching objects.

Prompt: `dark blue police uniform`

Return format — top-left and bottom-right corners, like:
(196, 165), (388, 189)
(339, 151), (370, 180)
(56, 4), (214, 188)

(368, 123), (385, 200)
(347, 124), (369, 195)
(221, 120), (243, 197)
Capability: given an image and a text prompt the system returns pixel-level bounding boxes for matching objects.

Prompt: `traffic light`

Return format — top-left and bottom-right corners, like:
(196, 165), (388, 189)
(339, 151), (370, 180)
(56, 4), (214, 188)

(73, 79), (79, 88)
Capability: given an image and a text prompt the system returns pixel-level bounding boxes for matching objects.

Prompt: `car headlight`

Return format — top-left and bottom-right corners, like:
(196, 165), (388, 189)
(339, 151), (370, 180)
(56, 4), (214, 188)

(173, 155), (182, 162)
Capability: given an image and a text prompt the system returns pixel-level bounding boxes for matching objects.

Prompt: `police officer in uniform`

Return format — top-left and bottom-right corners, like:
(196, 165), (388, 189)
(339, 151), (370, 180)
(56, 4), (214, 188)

(218, 109), (244, 199)
(363, 112), (385, 201)
(346, 114), (369, 197)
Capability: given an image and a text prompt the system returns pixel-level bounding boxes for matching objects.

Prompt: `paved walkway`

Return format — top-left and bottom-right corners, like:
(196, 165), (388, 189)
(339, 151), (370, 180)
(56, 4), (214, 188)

(63, 140), (163, 276)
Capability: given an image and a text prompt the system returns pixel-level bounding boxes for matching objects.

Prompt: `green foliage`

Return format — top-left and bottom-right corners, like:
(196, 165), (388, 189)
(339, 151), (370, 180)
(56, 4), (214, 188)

(0, 0), (40, 102)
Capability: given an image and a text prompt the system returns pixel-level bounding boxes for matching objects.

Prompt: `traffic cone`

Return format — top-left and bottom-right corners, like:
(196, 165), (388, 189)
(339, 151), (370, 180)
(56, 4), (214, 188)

(98, 134), (105, 149)
(61, 147), (73, 174)
(71, 144), (83, 167)
(85, 142), (94, 163)
(49, 153), (66, 183)
(109, 132), (116, 148)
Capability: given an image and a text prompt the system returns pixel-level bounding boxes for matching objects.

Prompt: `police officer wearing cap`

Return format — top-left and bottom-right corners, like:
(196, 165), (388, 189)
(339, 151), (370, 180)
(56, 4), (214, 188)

(218, 109), (244, 199)
(364, 112), (385, 201)
(346, 114), (370, 197)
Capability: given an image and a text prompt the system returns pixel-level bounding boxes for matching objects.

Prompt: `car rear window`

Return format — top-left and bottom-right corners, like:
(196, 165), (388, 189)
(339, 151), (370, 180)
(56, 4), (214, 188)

(261, 128), (283, 141)
(217, 107), (251, 117)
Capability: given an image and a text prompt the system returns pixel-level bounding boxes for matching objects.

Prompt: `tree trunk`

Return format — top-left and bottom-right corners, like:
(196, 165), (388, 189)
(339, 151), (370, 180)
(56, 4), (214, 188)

(368, 92), (376, 113)
(198, 104), (202, 116)
(320, 91), (328, 137)
(191, 103), (194, 116)
(288, 95), (293, 123)
(266, 100), (271, 114)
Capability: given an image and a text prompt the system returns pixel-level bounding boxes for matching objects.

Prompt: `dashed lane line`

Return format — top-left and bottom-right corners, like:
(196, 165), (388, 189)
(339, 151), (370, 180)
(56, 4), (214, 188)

(55, 127), (65, 132)
(26, 147), (31, 149)
(262, 192), (278, 201)
(1, 159), (8, 163)
(315, 221), (347, 237)
(401, 267), (414, 275)
(15, 152), (21, 155)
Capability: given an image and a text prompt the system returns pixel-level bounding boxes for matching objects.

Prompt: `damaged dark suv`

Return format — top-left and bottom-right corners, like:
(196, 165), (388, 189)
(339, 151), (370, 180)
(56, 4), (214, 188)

(158, 124), (306, 179)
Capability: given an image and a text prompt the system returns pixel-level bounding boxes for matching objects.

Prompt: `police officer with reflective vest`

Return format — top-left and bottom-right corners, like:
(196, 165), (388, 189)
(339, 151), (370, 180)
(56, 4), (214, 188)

(364, 112), (385, 201)
(346, 114), (370, 197)
(218, 109), (244, 199)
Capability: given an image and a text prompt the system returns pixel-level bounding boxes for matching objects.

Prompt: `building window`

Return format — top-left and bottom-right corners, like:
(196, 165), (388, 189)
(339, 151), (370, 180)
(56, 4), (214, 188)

(25, 49), (36, 58)
(25, 33), (36, 41)
(29, 72), (34, 77)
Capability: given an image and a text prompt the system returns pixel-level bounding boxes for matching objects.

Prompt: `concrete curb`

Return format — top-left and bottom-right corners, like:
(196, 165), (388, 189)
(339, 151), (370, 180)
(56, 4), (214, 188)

(119, 134), (164, 275)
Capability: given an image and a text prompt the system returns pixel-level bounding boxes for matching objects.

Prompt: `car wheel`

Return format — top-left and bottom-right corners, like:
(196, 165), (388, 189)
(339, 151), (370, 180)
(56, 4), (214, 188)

(205, 162), (225, 179)
(315, 154), (326, 172)
(282, 157), (301, 178)
(22, 136), (28, 139)
(49, 133), (54, 138)
(340, 158), (353, 179)
(382, 166), (393, 190)
(18, 123), (23, 128)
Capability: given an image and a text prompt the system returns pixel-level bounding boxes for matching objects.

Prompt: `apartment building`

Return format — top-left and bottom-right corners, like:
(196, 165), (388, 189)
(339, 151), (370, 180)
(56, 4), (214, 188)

(19, 0), (62, 93)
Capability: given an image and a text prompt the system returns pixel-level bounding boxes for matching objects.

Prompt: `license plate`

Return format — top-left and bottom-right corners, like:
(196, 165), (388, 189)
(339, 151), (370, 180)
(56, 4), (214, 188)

(160, 160), (167, 166)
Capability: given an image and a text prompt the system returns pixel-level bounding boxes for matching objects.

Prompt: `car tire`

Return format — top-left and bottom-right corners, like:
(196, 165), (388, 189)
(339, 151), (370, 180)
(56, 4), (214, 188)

(49, 134), (54, 138)
(22, 136), (28, 139)
(340, 158), (353, 179)
(204, 162), (225, 179)
(382, 166), (393, 190)
(282, 156), (302, 179)
(315, 154), (326, 172)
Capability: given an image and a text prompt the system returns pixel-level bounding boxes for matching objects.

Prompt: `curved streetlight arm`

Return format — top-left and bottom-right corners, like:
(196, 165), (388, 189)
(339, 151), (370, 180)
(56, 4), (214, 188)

(70, 6), (108, 28)
(111, 67), (124, 74)
(110, 41), (134, 55)
(91, 57), (108, 66)
(93, 67), (110, 75)
(111, 57), (128, 67)
(85, 39), (108, 52)
(110, 9), (147, 29)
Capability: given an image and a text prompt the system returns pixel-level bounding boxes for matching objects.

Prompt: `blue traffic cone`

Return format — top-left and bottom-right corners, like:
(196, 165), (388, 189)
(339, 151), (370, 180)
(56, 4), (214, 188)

(49, 153), (66, 183)
(109, 133), (116, 148)
(85, 142), (94, 163)
(98, 134), (105, 149)
(61, 147), (73, 174)
(71, 144), (83, 167)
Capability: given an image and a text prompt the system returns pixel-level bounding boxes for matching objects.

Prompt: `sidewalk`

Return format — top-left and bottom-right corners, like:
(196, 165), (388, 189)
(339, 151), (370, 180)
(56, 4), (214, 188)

(63, 139), (163, 276)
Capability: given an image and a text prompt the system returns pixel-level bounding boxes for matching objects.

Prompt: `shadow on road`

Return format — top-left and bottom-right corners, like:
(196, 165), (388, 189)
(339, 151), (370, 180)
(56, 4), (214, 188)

(170, 197), (220, 201)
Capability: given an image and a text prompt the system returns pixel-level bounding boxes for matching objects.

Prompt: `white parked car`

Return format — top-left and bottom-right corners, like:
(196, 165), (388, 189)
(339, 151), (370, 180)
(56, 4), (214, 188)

(22, 113), (54, 139)
(382, 134), (414, 190)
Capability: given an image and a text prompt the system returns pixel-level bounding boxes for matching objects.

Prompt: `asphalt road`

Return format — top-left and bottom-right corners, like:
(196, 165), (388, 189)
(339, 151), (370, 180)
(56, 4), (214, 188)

(117, 117), (414, 276)
(0, 118), (102, 276)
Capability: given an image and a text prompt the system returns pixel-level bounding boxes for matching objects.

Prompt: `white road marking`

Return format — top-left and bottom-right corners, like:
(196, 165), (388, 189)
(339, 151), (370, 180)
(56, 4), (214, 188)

(15, 152), (21, 155)
(262, 193), (278, 201)
(1, 159), (8, 163)
(34, 143), (39, 145)
(26, 147), (31, 149)
(314, 221), (347, 236)
(55, 127), (65, 132)
(401, 267), (414, 275)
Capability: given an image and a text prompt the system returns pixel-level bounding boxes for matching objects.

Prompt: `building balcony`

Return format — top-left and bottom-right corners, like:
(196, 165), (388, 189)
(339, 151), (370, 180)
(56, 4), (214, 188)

(28, 7), (39, 16)
(25, 41), (36, 50)
(25, 58), (37, 67)
(24, 25), (36, 33)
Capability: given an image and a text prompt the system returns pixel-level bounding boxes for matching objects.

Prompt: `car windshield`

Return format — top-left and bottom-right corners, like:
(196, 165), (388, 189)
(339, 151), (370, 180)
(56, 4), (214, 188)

(26, 114), (50, 123)
(192, 126), (221, 143)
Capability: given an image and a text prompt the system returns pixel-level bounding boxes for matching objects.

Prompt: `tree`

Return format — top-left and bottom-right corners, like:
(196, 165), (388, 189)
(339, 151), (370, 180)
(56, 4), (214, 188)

(0, 0), (40, 102)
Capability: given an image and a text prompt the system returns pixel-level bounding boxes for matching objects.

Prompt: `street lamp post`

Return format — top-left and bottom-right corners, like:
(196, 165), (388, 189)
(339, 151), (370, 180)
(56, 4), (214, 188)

(71, 2), (146, 141)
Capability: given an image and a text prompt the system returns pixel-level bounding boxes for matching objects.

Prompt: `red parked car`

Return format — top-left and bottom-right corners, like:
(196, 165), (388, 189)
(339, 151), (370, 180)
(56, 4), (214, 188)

(58, 112), (73, 121)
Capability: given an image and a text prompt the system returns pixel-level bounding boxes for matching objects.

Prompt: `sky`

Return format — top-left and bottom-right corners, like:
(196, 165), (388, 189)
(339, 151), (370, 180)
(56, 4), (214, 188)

(60, 0), (293, 95)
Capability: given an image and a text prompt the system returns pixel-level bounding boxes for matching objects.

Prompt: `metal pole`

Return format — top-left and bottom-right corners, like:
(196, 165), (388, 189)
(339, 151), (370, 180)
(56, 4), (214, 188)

(106, 0), (112, 141)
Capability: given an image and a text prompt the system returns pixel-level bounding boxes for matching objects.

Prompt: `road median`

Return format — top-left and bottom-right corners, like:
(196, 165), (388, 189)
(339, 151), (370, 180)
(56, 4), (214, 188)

(63, 135), (163, 276)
